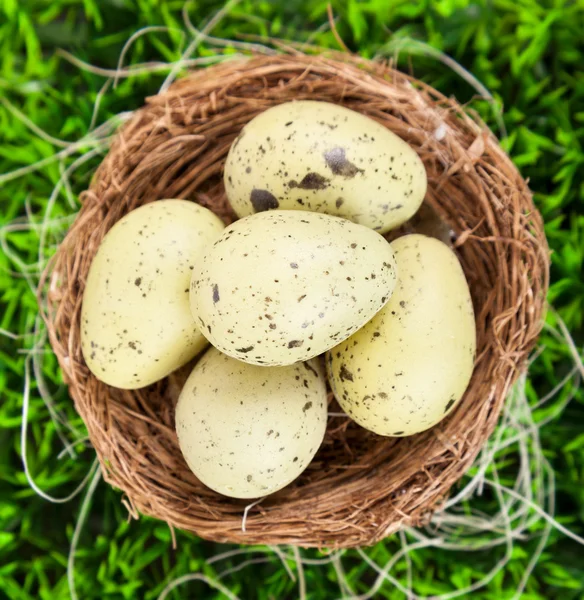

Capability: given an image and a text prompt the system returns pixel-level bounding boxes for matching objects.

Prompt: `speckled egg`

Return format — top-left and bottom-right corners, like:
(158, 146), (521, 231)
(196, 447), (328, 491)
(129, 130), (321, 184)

(175, 346), (328, 499)
(326, 234), (476, 436)
(189, 210), (398, 366)
(81, 200), (225, 389)
(224, 100), (427, 234)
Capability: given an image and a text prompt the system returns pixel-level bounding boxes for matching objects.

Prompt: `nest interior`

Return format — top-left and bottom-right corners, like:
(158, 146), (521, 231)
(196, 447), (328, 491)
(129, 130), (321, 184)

(43, 54), (549, 548)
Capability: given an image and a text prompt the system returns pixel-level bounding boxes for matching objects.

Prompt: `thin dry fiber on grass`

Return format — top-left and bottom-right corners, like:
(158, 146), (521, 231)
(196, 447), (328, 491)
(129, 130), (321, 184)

(41, 53), (550, 548)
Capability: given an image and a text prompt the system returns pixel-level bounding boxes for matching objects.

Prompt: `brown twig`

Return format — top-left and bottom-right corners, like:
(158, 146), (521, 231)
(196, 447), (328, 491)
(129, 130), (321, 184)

(327, 3), (350, 53)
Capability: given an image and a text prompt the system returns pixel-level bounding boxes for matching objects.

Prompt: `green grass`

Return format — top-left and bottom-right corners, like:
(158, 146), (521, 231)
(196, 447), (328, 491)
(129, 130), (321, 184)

(1, 1), (583, 598)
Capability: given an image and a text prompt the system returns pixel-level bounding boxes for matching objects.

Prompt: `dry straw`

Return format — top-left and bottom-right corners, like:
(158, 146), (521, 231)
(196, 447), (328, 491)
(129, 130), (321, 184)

(41, 53), (549, 548)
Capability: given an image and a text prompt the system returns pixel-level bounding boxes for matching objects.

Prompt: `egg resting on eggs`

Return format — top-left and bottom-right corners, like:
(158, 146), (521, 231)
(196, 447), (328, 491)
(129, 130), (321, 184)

(189, 210), (398, 366)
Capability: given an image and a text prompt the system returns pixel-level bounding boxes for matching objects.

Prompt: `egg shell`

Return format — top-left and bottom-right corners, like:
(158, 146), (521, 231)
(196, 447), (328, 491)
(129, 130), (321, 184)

(81, 200), (225, 389)
(224, 100), (427, 233)
(189, 210), (398, 366)
(175, 346), (328, 499)
(326, 234), (476, 436)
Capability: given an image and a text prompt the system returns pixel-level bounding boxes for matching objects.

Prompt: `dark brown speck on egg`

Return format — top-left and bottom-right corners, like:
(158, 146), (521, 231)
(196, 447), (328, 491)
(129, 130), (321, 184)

(339, 364), (354, 382)
(250, 189), (279, 213)
(323, 147), (364, 178)
(288, 172), (329, 190)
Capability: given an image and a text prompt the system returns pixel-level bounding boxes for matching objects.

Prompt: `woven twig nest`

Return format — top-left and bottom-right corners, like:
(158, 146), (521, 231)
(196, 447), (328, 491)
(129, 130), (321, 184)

(44, 54), (549, 548)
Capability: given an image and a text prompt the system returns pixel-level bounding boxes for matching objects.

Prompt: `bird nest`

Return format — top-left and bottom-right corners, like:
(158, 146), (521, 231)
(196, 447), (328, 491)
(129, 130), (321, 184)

(42, 53), (549, 548)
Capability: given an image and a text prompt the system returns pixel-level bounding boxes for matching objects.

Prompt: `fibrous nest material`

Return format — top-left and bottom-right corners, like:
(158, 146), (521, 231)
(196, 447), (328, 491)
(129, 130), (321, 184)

(42, 53), (549, 548)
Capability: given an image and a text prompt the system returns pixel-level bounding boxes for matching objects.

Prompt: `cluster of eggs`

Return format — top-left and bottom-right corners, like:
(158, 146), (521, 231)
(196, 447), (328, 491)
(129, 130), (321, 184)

(81, 101), (476, 499)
